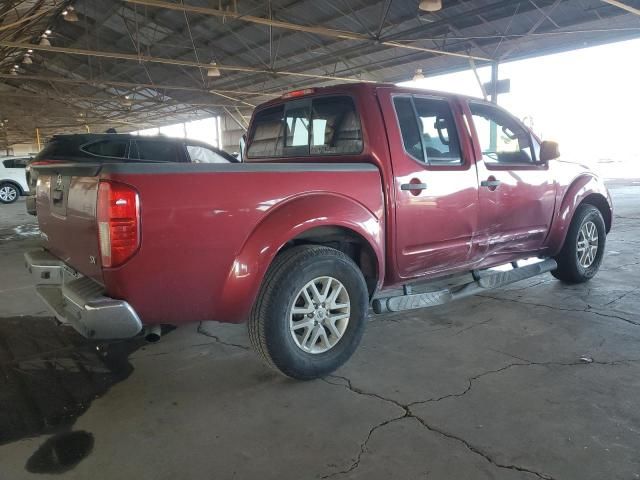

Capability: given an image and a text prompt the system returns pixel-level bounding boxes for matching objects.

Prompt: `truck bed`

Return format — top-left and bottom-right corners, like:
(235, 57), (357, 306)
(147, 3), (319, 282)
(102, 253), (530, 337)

(34, 162), (384, 324)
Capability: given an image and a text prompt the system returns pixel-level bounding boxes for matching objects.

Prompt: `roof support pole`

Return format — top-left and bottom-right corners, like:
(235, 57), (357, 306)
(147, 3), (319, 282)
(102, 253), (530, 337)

(490, 61), (499, 104)
(489, 61), (499, 153)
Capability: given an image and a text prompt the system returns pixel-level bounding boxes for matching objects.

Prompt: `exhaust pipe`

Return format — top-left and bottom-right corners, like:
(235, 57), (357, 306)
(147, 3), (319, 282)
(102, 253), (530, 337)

(144, 325), (162, 343)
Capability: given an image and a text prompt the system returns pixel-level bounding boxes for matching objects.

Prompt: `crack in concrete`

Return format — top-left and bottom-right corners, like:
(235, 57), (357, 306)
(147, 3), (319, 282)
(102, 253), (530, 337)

(321, 356), (640, 480)
(477, 294), (640, 327)
(603, 287), (639, 306)
(450, 316), (495, 337)
(196, 322), (250, 350)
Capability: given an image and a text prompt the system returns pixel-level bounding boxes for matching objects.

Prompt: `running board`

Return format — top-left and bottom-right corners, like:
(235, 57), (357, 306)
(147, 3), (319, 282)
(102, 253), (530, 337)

(372, 258), (557, 314)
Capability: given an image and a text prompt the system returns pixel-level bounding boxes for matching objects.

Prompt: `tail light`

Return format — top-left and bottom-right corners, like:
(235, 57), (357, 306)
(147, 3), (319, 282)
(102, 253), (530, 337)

(97, 181), (140, 268)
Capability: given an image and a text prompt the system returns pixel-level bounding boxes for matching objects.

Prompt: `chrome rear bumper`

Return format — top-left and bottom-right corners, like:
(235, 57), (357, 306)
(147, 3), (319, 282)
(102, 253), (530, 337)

(24, 249), (142, 339)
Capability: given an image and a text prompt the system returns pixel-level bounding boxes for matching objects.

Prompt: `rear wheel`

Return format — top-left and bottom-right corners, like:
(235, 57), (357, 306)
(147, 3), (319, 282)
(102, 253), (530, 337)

(552, 204), (606, 283)
(248, 245), (368, 380)
(0, 183), (19, 204)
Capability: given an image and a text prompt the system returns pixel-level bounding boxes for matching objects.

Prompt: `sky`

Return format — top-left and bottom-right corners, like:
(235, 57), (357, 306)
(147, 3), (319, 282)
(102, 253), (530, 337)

(400, 38), (640, 179)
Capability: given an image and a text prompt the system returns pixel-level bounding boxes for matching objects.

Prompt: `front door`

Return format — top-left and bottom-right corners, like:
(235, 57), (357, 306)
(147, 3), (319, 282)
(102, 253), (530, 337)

(465, 100), (556, 262)
(378, 89), (480, 280)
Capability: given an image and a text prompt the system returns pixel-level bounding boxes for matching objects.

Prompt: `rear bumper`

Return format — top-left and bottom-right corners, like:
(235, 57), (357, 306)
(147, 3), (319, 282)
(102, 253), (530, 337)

(24, 249), (142, 339)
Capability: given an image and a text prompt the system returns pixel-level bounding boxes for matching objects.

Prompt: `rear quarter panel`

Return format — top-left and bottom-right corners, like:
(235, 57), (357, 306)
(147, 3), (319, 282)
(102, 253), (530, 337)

(100, 163), (384, 324)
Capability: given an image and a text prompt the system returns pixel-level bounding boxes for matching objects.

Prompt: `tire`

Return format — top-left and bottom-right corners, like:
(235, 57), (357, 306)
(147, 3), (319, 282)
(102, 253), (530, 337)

(0, 183), (19, 204)
(248, 245), (369, 380)
(552, 204), (606, 284)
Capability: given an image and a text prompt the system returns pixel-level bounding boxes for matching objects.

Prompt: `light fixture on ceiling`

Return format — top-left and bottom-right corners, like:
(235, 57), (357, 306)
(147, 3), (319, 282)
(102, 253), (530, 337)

(9, 69), (18, 76)
(413, 68), (425, 81)
(27, 49), (33, 54)
(122, 95), (133, 107)
(62, 7), (79, 22)
(22, 55), (32, 65)
(419, 0), (442, 12)
(39, 35), (51, 46)
(207, 62), (221, 77)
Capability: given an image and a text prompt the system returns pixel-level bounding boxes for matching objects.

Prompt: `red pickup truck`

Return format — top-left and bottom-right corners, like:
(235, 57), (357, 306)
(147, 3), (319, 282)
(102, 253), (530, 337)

(25, 83), (612, 379)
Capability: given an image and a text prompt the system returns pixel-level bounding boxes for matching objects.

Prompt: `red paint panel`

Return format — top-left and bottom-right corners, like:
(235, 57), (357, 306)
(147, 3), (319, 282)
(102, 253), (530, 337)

(101, 168), (384, 324)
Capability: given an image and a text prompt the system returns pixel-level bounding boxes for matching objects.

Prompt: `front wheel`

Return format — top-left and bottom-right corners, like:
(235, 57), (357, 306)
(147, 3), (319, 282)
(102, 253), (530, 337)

(0, 183), (19, 204)
(248, 245), (369, 380)
(552, 204), (606, 283)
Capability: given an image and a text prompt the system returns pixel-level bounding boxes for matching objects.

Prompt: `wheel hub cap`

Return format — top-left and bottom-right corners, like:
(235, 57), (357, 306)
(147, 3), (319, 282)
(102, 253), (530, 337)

(289, 276), (351, 354)
(576, 220), (598, 269)
(0, 186), (17, 201)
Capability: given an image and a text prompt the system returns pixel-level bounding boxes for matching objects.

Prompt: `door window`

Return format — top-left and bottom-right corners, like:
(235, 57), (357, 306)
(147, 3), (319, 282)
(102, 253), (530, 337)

(393, 96), (462, 165)
(469, 102), (535, 165)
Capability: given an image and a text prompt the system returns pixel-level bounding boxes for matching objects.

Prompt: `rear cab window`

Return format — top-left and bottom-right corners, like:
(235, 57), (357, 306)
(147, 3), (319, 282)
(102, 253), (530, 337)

(247, 95), (363, 159)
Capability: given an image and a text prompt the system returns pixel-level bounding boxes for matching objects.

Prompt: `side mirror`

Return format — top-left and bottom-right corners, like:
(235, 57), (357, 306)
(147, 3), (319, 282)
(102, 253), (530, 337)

(539, 140), (560, 162)
(238, 134), (246, 162)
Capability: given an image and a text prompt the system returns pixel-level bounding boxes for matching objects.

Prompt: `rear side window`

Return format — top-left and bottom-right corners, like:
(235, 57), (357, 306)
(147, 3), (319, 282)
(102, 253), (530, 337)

(247, 96), (362, 158)
(413, 98), (461, 165)
(393, 96), (462, 166)
(82, 139), (128, 158)
(2, 159), (28, 168)
(130, 140), (182, 162)
(393, 97), (423, 161)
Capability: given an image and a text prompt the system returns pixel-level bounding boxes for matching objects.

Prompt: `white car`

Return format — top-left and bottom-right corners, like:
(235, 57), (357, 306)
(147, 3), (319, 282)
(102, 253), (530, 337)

(0, 157), (31, 204)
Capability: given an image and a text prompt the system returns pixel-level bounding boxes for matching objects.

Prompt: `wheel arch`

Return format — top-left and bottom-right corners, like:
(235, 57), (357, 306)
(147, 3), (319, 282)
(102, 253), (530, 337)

(215, 193), (385, 323)
(546, 174), (612, 255)
(283, 225), (380, 297)
(580, 193), (612, 233)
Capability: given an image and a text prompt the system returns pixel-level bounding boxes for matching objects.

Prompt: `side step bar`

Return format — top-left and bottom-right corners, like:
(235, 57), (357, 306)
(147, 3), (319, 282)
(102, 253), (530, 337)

(372, 258), (557, 314)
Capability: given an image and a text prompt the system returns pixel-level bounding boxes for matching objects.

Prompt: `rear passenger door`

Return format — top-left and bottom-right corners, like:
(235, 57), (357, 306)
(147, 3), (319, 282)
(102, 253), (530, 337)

(377, 89), (480, 279)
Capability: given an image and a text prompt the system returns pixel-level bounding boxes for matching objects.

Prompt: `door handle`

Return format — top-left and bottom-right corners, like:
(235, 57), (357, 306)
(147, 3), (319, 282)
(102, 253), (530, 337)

(480, 179), (501, 188)
(401, 183), (427, 191)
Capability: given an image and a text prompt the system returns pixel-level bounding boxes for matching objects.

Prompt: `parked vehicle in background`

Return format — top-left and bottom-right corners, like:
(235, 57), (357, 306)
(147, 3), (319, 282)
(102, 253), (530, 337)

(0, 156), (31, 204)
(25, 133), (236, 214)
(25, 83), (612, 380)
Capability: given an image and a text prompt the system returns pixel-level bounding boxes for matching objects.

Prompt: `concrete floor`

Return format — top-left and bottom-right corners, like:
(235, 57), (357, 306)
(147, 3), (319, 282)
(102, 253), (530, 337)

(0, 185), (639, 480)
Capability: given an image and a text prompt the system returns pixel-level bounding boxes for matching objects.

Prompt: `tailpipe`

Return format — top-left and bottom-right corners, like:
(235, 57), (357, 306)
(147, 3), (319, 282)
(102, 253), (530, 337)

(144, 325), (162, 343)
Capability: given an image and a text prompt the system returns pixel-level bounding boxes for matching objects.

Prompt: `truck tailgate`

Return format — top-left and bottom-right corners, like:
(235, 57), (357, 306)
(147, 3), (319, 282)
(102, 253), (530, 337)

(35, 164), (104, 284)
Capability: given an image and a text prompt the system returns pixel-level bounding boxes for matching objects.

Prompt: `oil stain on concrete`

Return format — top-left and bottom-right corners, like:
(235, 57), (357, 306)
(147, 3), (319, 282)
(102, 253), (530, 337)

(25, 430), (95, 474)
(0, 315), (143, 460)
